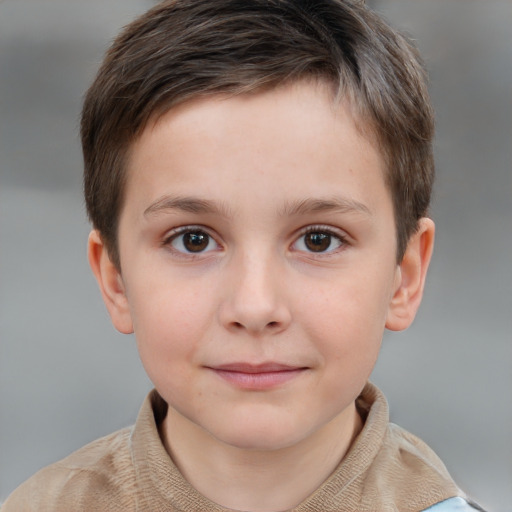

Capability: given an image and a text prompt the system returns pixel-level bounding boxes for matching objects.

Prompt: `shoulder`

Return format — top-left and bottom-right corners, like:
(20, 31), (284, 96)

(384, 422), (456, 480)
(381, 425), (486, 511)
(1, 427), (135, 512)
(423, 497), (487, 512)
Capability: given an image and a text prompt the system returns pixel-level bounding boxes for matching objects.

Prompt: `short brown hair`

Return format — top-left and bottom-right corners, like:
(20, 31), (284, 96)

(82, 0), (434, 269)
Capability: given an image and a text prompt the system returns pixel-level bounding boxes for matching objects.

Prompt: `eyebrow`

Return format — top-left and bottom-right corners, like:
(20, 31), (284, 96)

(280, 197), (372, 217)
(144, 194), (372, 219)
(144, 195), (233, 217)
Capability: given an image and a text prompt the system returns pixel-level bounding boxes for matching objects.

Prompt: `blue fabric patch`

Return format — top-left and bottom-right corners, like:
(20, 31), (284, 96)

(424, 497), (482, 511)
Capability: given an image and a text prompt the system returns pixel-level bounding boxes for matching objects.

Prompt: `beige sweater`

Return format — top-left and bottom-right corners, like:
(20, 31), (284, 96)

(2, 383), (463, 511)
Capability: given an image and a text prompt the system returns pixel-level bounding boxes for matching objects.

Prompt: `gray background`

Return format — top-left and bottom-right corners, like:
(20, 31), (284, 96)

(1, 1), (510, 510)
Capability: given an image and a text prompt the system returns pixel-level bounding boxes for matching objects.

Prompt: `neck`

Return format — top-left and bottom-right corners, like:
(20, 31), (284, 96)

(161, 404), (363, 512)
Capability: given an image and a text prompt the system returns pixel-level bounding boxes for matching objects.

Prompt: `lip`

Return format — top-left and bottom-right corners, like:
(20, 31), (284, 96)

(207, 362), (307, 390)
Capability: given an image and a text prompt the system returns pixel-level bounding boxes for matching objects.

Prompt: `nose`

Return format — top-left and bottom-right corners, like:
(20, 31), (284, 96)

(218, 251), (292, 336)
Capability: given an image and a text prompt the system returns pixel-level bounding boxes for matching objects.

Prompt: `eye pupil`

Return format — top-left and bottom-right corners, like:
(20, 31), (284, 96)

(183, 232), (209, 252)
(305, 232), (331, 252)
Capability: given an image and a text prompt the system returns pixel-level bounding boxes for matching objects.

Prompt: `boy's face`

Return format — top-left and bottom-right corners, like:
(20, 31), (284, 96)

(93, 81), (425, 451)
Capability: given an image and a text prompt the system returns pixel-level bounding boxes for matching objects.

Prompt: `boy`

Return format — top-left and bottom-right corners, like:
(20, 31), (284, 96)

(2, 0), (484, 510)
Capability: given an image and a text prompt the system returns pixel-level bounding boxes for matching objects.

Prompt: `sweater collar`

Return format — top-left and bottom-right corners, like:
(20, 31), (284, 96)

(130, 382), (459, 511)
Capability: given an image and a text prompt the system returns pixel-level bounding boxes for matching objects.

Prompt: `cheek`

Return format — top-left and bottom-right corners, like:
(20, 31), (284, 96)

(127, 278), (214, 375)
(297, 274), (390, 362)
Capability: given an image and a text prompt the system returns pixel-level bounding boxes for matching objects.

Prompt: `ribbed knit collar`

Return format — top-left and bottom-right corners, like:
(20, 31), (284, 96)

(131, 383), (459, 511)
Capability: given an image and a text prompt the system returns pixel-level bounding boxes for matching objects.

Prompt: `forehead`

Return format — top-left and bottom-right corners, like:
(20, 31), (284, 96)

(123, 81), (390, 218)
(135, 79), (380, 159)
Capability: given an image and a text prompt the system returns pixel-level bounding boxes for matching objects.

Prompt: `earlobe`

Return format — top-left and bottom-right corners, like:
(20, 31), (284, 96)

(87, 230), (134, 334)
(385, 218), (435, 332)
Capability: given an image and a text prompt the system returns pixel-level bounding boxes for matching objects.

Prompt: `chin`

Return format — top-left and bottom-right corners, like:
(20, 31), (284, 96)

(209, 415), (310, 452)
(220, 433), (299, 452)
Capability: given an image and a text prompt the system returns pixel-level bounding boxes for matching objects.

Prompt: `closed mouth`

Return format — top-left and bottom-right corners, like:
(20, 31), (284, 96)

(206, 362), (308, 390)
(210, 362), (305, 373)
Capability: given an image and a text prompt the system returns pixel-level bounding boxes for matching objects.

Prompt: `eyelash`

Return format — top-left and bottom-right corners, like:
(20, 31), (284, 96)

(292, 225), (349, 256)
(162, 224), (349, 258)
(162, 226), (221, 257)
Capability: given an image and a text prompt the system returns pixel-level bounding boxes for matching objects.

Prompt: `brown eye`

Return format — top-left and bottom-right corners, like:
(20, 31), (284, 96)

(170, 229), (217, 254)
(183, 232), (210, 252)
(304, 232), (332, 252)
(292, 229), (344, 254)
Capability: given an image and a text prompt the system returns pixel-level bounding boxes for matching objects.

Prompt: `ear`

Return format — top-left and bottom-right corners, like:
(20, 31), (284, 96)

(385, 218), (435, 331)
(87, 230), (134, 334)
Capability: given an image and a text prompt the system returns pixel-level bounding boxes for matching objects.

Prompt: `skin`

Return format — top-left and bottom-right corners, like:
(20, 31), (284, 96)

(89, 80), (435, 512)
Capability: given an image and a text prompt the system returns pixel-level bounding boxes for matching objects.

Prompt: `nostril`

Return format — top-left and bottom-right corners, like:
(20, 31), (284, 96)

(230, 320), (280, 331)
